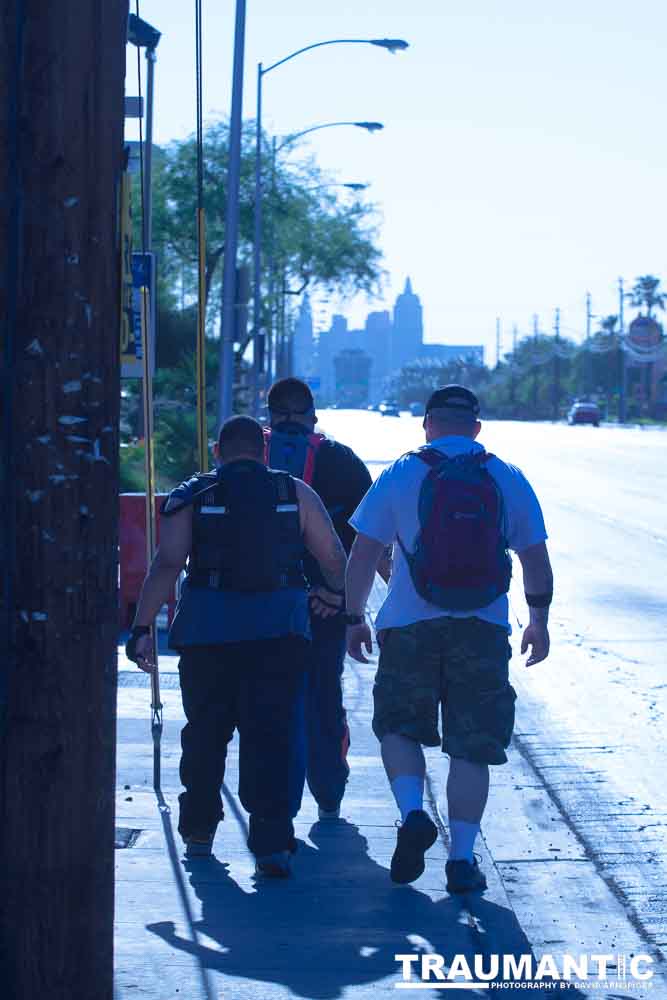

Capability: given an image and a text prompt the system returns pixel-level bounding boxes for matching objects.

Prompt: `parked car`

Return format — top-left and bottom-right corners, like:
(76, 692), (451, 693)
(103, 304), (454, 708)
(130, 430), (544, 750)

(378, 401), (400, 417)
(567, 401), (601, 426)
(409, 401), (425, 417)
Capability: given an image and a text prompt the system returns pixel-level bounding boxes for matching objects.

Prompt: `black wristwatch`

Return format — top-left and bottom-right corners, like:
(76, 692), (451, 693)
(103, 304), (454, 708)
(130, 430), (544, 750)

(342, 612), (365, 626)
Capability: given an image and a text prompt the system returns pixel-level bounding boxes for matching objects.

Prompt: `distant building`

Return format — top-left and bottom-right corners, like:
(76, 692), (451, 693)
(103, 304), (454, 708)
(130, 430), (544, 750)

(333, 349), (372, 408)
(308, 277), (484, 405)
(292, 293), (315, 380)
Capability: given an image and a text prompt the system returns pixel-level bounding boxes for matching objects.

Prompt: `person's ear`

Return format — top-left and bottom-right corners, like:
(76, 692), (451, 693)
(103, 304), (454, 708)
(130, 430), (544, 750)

(472, 420), (482, 439)
(212, 441), (220, 463)
(423, 413), (432, 440)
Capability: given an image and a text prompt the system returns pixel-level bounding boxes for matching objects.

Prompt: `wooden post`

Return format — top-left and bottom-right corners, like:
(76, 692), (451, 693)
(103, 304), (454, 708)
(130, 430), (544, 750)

(0, 3), (128, 997)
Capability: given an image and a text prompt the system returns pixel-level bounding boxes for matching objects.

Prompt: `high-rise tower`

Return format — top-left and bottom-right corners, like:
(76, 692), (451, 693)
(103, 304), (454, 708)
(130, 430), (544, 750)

(292, 293), (314, 378)
(392, 277), (423, 369)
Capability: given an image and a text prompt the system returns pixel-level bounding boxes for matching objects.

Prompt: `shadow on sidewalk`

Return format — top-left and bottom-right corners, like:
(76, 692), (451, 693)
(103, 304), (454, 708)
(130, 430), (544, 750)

(147, 819), (583, 998)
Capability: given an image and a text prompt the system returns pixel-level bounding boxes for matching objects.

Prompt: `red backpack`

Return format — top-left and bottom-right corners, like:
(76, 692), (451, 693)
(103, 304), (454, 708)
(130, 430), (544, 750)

(396, 448), (512, 610)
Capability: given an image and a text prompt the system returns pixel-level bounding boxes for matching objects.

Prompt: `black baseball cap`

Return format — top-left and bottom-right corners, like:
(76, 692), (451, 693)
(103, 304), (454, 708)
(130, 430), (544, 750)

(424, 384), (480, 423)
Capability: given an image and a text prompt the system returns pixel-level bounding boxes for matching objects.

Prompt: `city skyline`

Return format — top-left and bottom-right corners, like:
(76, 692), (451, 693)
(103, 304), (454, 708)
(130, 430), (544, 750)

(294, 275), (483, 405)
(124, 1), (667, 365)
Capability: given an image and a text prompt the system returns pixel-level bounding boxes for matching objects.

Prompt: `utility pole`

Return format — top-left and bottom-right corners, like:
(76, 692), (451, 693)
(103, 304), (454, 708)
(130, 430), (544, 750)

(218, 0), (247, 425)
(618, 277), (626, 423)
(495, 316), (502, 368)
(585, 291), (592, 399)
(510, 323), (518, 409)
(532, 313), (539, 416)
(0, 3), (126, 998)
(553, 307), (561, 421)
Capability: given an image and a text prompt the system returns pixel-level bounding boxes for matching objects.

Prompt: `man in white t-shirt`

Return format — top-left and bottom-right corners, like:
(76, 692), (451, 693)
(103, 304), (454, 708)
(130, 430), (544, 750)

(345, 385), (553, 894)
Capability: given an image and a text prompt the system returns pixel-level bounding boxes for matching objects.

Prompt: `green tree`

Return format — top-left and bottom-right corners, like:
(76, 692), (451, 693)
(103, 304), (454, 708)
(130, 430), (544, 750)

(122, 120), (385, 490)
(627, 275), (666, 318)
(386, 357), (492, 410)
(152, 120), (383, 329)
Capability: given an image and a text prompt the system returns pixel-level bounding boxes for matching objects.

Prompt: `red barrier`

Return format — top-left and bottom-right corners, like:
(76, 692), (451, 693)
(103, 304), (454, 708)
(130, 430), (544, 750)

(119, 493), (177, 629)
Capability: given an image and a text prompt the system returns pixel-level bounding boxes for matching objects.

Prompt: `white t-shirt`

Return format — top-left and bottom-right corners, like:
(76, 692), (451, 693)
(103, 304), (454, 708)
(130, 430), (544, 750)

(349, 435), (548, 632)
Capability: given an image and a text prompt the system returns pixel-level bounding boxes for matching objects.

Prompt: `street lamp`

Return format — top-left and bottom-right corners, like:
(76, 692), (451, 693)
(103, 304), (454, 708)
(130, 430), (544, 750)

(275, 120), (384, 154)
(127, 14), (161, 252)
(252, 36), (408, 411)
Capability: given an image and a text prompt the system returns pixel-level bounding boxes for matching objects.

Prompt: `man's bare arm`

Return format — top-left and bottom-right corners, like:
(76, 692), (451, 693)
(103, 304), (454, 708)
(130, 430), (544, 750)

(346, 533), (386, 614)
(132, 507), (192, 628)
(345, 533), (386, 663)
(296, 480), (347, 592)
(517, 541), (553, 620)
(516, 541), (553, 666)
(376, 545), (393, 585)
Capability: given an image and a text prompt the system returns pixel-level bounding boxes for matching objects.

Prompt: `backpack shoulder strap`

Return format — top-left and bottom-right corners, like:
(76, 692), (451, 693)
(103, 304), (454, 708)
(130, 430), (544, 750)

(302, 432), (326, 485)
(272, 470), (297, 504)
(161, 472), (219, 515)
(412, 447), (448, 468)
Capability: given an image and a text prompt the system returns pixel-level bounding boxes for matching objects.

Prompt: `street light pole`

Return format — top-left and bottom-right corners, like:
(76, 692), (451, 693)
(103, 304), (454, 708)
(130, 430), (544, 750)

(143, 47), (156, 252)
(252, 62), (264, 416)
(218, 0), (247, 425)
(127, 15), (161, 253)
(252, 36), (408, 414)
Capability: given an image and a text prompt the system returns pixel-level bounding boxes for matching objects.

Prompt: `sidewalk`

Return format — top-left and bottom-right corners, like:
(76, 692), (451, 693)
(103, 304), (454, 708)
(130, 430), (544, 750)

(115, 594), (661, 998)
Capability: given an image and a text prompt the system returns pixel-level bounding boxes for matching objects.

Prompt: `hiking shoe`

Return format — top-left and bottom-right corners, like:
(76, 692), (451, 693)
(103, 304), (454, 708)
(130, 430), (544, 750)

(445, 856), (487, 894)
(318, 805), (341, 821)
(255, 850), (292, 878)
(184, 832), (215, 858)
(390, 810), (438, 884)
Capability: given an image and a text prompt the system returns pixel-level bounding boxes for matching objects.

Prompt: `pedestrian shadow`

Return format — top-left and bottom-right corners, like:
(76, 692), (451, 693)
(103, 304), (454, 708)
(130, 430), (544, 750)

(147, 819), (584, 998)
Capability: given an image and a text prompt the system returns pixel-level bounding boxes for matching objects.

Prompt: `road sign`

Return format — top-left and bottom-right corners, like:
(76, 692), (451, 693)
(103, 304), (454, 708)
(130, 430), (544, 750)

(121, 252), (156, 378)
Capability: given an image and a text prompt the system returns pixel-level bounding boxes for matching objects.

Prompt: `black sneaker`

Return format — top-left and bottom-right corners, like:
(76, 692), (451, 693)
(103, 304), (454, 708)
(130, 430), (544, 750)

(390, 810), (438, 884)
(255, 850), (292, 878)
(184, 832), (215, 858)
(445, 856), (487, 894)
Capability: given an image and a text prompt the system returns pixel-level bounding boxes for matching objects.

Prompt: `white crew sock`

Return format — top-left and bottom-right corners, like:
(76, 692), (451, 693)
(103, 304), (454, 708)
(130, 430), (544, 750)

(390, 775), (424, 822)
(448, 819), (480, 861)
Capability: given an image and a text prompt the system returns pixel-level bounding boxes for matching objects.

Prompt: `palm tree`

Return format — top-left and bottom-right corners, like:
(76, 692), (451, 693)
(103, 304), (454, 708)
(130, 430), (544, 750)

(627, 275), (666, 318)
(598, 314), (619, 335)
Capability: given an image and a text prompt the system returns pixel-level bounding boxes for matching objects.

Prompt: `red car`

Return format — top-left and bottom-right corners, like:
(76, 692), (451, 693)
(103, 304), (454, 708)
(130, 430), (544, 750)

(567, 402), (601, 426)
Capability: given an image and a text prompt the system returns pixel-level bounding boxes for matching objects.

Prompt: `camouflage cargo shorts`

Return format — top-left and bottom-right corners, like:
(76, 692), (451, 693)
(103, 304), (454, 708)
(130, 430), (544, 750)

(373, 616), (516, 765)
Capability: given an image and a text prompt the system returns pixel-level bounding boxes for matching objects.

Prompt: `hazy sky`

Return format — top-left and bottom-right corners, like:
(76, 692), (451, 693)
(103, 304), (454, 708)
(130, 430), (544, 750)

(126, 1), (667, 362)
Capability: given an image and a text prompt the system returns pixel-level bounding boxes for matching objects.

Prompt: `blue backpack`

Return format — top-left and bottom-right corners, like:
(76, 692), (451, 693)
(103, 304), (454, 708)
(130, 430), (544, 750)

(263, 425), (326, 485)
(396, 448), (512, 610)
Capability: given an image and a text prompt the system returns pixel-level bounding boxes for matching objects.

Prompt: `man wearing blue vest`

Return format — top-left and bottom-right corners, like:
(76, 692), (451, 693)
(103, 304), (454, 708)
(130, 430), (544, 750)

(264, 378), (380, 820)
(126, 415), (347, 876)
(345, 385), (553, 893)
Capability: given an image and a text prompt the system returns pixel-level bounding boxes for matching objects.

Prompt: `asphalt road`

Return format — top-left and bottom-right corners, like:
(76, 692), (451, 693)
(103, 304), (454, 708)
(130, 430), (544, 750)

(321, 409), (667, 957)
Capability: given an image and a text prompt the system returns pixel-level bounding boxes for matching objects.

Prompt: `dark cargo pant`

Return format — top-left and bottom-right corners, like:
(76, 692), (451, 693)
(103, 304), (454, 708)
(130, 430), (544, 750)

(177, 636), (308, 857)
(299, 615), (350, 813)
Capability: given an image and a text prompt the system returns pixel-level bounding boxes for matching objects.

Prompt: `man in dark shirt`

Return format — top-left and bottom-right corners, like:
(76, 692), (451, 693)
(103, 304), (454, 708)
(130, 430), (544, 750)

(265, 378), (377, 818)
